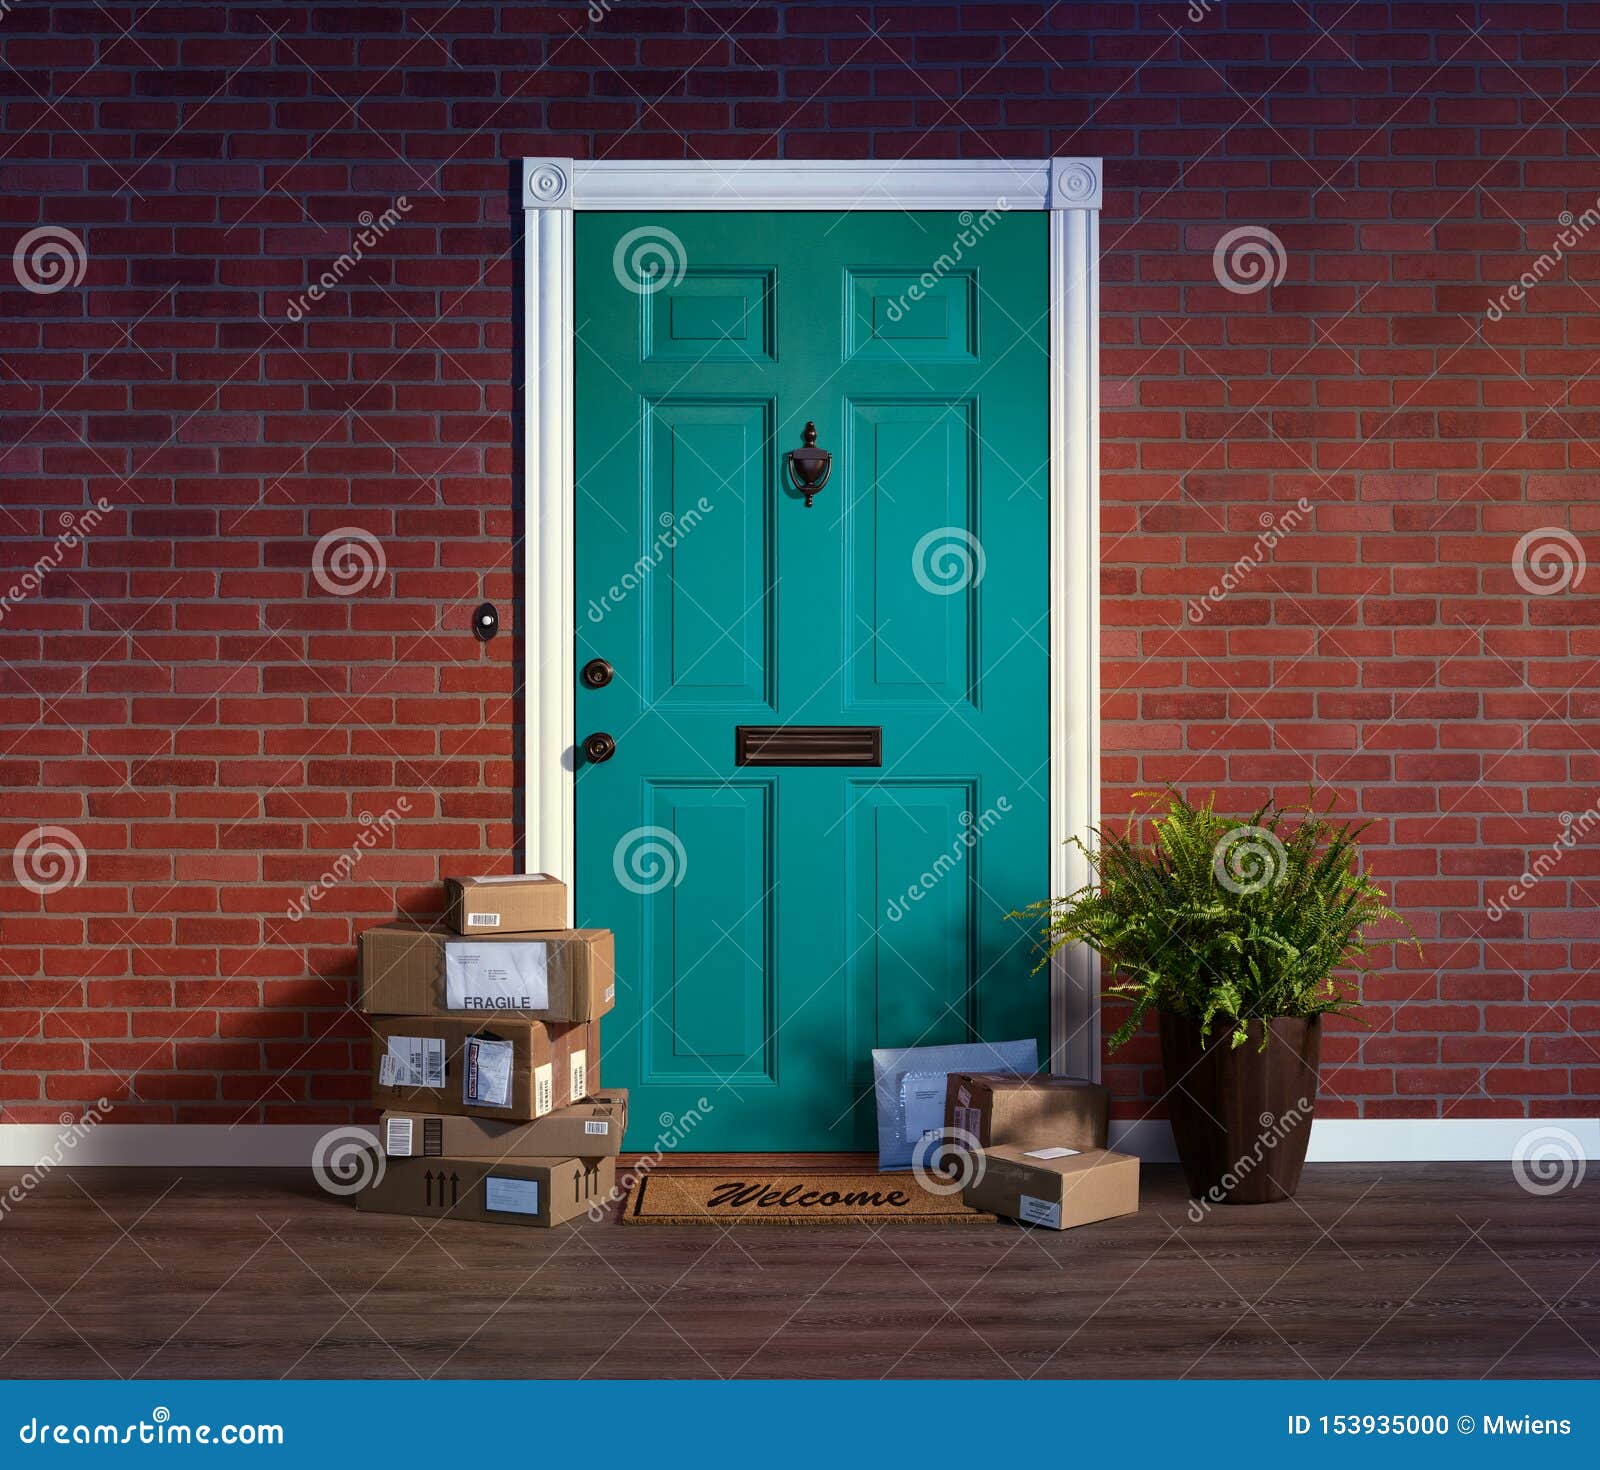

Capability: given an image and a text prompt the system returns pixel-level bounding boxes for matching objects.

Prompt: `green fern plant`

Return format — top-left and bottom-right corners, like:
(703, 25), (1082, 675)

(1020, 790), (1415, 1051)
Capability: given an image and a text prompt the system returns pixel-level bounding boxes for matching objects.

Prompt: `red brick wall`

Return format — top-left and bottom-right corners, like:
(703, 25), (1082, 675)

(2, 2), (1595, 1126)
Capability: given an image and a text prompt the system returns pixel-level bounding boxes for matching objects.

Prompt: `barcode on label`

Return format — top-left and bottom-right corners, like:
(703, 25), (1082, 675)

(467, 912), (500, 927)
(569, 1049), (587, 1101)
(533, 1062), (554, 1117)
(384, 1117), (413, 1157)
(584, 1120), (609, 1136)
(382, 1036), (445, 1090)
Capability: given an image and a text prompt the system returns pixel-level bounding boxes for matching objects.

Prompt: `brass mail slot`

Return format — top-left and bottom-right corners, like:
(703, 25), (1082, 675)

(735, 725), (883, 767)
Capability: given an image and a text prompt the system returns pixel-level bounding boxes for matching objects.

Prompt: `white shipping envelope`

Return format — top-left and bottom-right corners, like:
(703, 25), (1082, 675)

(444, 940), (550, 1012)
(871, 1038), (1037, 1170)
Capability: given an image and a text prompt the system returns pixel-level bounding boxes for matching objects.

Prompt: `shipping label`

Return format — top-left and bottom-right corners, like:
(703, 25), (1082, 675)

(1018, 1194), (1062, 1229)
(463, 1036), (515, 1109)
(900, 1071), (949, 1145)
(379, 1036), (444, 1090)
(484, 1176), (541, 1216)
(444, 939), (550, 1011)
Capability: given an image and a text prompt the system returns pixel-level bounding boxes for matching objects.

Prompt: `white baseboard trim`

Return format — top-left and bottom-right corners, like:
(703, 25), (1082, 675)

(1111, 1116), (1600, 1164)
(0, 1123), (373, 1168)
(1, 1118), (1596, 1167)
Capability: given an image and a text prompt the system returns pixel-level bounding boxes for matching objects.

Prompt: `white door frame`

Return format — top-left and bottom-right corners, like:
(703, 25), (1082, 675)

(519, 157), (1103, 1080)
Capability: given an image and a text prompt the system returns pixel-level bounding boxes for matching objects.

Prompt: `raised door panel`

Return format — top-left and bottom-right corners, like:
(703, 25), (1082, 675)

(846, 779), (978, 1064)
(645, 268), (777, 363)
(642, 398), (774, 707)
(844, 268), (977, 362)
(844, 399), (979, 709)
(639, 781), (775, 1085)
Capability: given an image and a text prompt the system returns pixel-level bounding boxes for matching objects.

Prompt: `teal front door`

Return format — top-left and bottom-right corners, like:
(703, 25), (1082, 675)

(574, 210), (1049, 1150)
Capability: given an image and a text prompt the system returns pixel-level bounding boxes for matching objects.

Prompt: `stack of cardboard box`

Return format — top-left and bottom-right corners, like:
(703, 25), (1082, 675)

(352, 873), (625, 1229)
(945, 1072), (1141, 1232)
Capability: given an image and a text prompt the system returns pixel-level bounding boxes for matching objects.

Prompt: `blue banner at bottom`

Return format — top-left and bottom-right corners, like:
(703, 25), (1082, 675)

(0, 1381), (1591, 1465)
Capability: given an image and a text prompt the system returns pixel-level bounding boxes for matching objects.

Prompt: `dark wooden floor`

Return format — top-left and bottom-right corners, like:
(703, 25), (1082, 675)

(0, 1163), (1594, 1379)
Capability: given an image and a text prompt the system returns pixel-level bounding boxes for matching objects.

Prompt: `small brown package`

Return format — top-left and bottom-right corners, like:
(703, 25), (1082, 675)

(444, 872), (568, 935)
(945, 1071), (1109, 1151)
(963, 1145), (1139, 1230)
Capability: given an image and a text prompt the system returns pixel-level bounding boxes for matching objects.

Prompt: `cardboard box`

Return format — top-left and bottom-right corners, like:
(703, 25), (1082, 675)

(963, 1145), (1139, 1231)
(357, 1154), (615, 1229)
(380, 1090), (629, 1161)
(945, 1072), (1109, 1151)
(369, 1016), (599, 1121)
(358, 923), (614, 1023)
(445, 872), (568, 935)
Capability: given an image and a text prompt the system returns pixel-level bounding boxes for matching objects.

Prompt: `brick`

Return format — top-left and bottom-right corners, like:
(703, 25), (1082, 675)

(0, 3), (1591, 1124)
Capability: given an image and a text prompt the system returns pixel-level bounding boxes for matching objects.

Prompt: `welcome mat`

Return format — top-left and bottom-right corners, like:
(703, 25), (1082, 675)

(621, 1172), (995, 1225)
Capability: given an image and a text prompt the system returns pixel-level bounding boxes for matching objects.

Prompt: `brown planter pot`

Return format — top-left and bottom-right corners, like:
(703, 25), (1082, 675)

(1159, 1012), (1321, 1205)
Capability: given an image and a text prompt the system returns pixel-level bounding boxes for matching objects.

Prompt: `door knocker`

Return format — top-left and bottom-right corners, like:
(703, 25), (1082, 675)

(784, 421), (832, 508)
